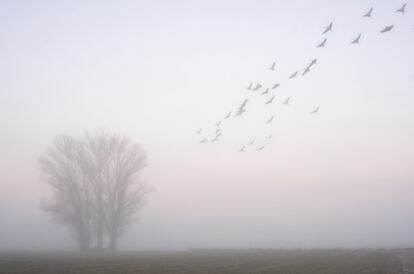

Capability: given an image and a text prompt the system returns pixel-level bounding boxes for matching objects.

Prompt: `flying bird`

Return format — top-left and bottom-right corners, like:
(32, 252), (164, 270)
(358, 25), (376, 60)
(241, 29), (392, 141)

(322, 22), (333, 34)
(302, 66), (311, 76)
(311, 107), (320, 114)
(266, 116), (274, 123)
(317, 38), (327, 48)
(216, 121), (221, 127)
(309, 59), (317, 67)
(271, 83), (280, 89)
(211, 137), (218, 143)
(239, 99), (248, 109)
(212, 132), (222, 143)
(269, 62), (276, 71)
(364, 7), (373, 17)
(380, 25), (394, 33)
(253, 83), (262, 91)
(262, 88), (269, 95)
(246, 83), (253, 90)
(197, 129), (202, 134)
(267, 134), (273, 140)
(351, 34), (361, 44)
(215, 128), (220, 134)
(235, 99), (248, 117)
(257, 146), (265, 151)
(283, 97), (290, 105)
(239, 146), (245, 152)
(249, 139), (255, 145)
(265, 96), (275, 104)
(304, 59), (317, 74)
(396, 3), (407, 13)
(200, 138), (207, 144)
(289, 71), (298, 79)
(235, 108), (246, 117)
(224, 112), (231, 119)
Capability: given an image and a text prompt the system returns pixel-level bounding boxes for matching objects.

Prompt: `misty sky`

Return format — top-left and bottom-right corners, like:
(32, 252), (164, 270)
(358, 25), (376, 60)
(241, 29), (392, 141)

(1, 0), (414, 251)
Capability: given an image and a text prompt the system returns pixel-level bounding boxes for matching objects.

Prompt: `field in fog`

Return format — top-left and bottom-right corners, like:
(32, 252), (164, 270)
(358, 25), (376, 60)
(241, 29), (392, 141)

(0, 249), (402, 274)
(1, 2), (414, 274)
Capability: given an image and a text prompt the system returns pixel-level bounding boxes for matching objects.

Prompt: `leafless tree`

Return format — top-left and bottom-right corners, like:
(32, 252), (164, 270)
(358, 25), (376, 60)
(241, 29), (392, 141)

(39, 130), (148, 251)
(39, 134), (93, 250)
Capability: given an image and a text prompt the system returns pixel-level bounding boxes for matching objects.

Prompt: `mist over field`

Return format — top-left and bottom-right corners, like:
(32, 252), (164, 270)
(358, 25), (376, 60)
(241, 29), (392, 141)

(1, 0), (414, 256)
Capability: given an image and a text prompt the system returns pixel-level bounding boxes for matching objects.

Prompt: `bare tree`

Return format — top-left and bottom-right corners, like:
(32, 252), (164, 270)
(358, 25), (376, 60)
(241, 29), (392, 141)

(39, 130), (148, 251)
(81, 131), (148, 251)
(39, 134), (93, 250)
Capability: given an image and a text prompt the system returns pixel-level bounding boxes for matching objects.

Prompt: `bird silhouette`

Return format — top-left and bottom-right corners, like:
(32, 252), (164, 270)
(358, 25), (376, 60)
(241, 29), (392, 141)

(249, 139), (255, 145)
(267, 134), (273, 140)
(265, 96), (275, 104)
(216, 121), (221, 127)
(309, 59), (317, 67)
(215, 128), (220, 134)
(197, 129), (202, 134)
(235, 99), (248, 117)
(256, 146), (265, 151)
(239, 99), (248, 109)
(200, 138), (207, 144)
(311, 107), (320, 114)
(269, 62), (276, 71)
(271, 83), (280, 89)
(289, 71), (298, 79)
(261, 88), (269, 95)
(397, 3), (407, 13)
(246, 83), (253, 90)
(351, 34), (361, 44)
(266, 116), (274, 123)
(302, 66), (311, 76)
(283, 97), (290, 105)
(239, 146), (245, 152)
(322, 22), (333, 34)
(235, 108), (246, 117)
(380, 25), (394, 33)
(253, 83), (262, 91)
(317, 38), (327, 48)
(364, 7), (373, 17)
(211, 138), (217, 143)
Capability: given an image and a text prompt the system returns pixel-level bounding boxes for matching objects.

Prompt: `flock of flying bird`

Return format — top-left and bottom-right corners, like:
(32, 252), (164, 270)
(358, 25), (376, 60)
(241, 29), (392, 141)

(196, 3), (409, 152)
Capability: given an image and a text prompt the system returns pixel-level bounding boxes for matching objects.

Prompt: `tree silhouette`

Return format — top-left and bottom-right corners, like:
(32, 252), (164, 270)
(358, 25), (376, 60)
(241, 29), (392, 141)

(39, 130), (148, 251)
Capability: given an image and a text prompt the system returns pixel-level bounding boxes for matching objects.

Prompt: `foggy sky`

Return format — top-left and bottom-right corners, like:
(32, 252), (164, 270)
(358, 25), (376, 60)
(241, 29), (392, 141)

(1, 0), (414, 251)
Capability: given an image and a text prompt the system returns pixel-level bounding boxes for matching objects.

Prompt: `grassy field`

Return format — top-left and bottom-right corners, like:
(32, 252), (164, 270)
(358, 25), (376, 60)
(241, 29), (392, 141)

(0, 249), (402, 274)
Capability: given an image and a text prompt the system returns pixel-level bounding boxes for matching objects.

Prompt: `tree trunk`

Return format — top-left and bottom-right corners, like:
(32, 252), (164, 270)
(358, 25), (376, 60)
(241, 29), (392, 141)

(78, 234), (90, 251)
(96, 208), (104, 249)
(77, 222), (90, 251)
(95, 185), (104, 249)
(109, 229), (118, 251)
